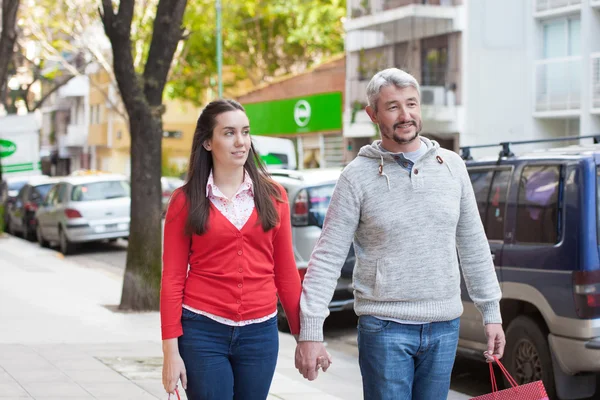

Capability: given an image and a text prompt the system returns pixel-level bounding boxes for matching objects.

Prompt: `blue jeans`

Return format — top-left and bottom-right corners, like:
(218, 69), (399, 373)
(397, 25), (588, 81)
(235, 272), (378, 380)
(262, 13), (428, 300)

(178, 308), (279, 400)
(357, 315), (460, 400)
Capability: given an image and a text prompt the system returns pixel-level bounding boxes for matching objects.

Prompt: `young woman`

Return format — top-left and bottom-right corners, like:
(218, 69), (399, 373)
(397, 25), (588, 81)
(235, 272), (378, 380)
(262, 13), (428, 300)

(160, 99), (302, 399)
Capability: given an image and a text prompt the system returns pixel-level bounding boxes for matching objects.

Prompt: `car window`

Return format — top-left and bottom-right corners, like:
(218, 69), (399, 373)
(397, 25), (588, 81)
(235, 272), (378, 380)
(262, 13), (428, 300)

(307, 184), (335, 228)
(57, 184), (69, 204)
(33, 184), (54, 201)
(8, 180), (27, 191)
(45, 186), (58, 206)
(71, 180), (130, 202)
(485, 170), (511, 241)
(515, 165), (561, 244)
(18, 186), (29, 201)
(468, 169), (494, 225)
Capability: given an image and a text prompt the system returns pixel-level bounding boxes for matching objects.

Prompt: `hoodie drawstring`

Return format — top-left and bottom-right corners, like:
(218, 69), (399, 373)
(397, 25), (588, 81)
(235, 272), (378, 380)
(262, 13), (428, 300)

(379, 155), (391, 191)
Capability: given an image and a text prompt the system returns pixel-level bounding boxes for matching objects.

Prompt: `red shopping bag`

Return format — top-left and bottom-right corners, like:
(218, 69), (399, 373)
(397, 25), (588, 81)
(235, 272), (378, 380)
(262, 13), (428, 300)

(470, 356), (548, 400)
(168, 388), (181, 400)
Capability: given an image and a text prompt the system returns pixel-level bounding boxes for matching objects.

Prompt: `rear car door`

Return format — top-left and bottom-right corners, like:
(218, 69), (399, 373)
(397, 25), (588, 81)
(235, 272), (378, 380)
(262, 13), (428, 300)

(461, 166), (511, 346)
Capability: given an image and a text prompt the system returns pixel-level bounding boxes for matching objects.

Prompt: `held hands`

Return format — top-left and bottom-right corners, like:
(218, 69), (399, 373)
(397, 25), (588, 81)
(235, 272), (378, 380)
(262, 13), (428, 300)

(295, 341), (333, 381)
(483, 323), (506, 362)
(162, 351), (188, 395)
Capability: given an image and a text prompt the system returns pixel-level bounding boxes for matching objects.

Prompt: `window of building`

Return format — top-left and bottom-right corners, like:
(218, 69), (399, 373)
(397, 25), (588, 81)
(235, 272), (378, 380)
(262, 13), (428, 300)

(542, 18), (580, 59)
(515, 165), (561, 244)
(421, 34), (449, 86)
(163, 130), (183, 139)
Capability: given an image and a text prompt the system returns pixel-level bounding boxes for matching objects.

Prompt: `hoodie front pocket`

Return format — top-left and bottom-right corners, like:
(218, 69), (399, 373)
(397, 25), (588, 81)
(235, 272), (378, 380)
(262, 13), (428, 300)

(373, 258), (454, 301)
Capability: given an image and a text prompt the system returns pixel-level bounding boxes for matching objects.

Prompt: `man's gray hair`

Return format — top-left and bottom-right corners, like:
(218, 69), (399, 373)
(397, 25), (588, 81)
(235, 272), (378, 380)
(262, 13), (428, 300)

(366, 68), (420, 110)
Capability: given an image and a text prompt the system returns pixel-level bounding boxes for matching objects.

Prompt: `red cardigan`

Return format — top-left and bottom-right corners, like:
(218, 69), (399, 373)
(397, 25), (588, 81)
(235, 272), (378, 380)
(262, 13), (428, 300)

(160, 185), (301, 339)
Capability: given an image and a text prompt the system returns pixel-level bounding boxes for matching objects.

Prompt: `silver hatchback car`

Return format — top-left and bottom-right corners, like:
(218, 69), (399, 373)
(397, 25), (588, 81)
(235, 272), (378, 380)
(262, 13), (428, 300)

(35, 174), (131, 255)
(270, 168), (356, 331)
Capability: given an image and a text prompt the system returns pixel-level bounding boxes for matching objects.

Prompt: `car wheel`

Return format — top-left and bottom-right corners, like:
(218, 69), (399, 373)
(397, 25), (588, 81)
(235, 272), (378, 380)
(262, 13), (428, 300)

(6, 218), (14, 236)
(276, 302), (291, 333)
(59, 228), (75, 255)
(37, 225), (50, 248)
(503, 315), (556, 399)
(22, 219), (33, 241)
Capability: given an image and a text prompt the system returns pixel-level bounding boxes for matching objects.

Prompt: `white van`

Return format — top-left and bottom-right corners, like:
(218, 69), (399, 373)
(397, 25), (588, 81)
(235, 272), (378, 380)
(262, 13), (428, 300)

(251, 136), (297, 170)
(0, 114), (42, 177)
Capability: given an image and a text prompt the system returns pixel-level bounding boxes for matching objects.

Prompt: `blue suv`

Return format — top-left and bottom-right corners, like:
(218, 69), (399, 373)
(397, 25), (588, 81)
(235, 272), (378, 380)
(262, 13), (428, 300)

(458, 136), (600, 399)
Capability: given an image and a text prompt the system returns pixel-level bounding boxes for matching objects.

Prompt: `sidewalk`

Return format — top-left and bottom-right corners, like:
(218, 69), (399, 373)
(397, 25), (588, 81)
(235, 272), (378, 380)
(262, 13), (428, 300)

(0, 235), (470, 400)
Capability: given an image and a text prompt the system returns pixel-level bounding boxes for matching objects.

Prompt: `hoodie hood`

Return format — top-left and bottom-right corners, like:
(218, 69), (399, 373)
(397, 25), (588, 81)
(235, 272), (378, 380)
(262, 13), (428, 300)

(357, 137), (442, 191)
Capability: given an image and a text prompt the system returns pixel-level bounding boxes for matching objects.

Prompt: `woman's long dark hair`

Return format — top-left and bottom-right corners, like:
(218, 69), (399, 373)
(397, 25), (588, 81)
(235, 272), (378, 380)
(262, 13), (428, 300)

(180, 99), (282, 235)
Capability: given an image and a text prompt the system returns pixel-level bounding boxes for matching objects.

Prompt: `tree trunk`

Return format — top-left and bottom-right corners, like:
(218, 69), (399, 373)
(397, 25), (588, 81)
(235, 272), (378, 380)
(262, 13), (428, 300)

(120, 109), (163, 309)
(101, 0), (187, 310)
(0, 0), (21, 184)
(0, 0), (19, 92)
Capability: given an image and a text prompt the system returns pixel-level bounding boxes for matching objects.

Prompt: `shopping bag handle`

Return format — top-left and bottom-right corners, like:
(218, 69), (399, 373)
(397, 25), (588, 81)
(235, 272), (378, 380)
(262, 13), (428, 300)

(168, 388), (181, 400)
(489, 356), (519, 392)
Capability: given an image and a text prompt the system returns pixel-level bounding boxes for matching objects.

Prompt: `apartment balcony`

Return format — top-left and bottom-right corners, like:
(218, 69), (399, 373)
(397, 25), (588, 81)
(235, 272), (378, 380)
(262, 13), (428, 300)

(58, 75), (90, 98)
(345, 0), (461, 52)
(65, 124), (88, 147)
(534, 0), (581, 19)
(534, 57), (581, 117)
(593, 53), (600, 113)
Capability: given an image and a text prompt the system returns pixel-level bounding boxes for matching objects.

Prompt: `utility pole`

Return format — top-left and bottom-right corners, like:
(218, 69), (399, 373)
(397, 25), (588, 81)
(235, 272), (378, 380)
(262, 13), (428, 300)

(216, 0), (223, 98)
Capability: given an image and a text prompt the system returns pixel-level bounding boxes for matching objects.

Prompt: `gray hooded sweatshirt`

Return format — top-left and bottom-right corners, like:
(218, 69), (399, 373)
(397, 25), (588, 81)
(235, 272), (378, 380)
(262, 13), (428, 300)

(299, 137), (502, 342)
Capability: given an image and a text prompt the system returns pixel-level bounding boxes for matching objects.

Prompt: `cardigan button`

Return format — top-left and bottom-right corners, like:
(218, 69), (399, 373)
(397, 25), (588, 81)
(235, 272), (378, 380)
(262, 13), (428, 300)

(414, 169), (419, 175)
(236, 299), (241, 304)
(238, 268), (243, 273)
(237, 314), (242, 319)
(237, 250), (243, 256)
(236, 233), (242, 238)
(238, 283), (242, 288)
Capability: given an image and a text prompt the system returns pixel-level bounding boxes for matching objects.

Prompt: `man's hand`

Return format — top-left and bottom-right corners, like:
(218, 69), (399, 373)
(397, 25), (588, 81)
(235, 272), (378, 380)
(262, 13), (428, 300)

(295, 341), (332, 381)
(484, 323), (506, 361)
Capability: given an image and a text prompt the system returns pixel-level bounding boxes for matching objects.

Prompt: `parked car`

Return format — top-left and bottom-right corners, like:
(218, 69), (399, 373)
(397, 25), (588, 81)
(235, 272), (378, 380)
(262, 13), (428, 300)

(1, 176), (35, 229)
(269, 168), (356, 331)
(458, 137), (600, 399)
(5, 176), (61, 240)
(162, 177), (184, 214)
(35, 174), (131, 255)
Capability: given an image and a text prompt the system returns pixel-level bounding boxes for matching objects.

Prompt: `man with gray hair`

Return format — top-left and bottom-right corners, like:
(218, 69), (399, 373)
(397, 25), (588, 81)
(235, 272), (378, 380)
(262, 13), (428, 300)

(294, 68), (505, 399)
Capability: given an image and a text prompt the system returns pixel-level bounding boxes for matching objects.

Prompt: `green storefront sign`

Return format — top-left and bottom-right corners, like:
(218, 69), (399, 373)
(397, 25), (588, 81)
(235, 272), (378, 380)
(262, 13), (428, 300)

(244, 92), (342, 136)
(0, 139), (17, 158)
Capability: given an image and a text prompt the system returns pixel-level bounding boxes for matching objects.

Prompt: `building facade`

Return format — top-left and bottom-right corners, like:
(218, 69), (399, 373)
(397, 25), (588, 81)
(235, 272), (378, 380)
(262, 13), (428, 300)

(237, 57), (348, 169)
(86, 69), (201, 177)
(39, 67), (202, 177)
(344, 0), (600, 159)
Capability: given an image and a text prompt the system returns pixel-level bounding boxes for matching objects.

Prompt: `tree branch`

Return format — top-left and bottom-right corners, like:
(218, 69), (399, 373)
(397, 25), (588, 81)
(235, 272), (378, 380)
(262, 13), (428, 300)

(31, 75), (75, 111)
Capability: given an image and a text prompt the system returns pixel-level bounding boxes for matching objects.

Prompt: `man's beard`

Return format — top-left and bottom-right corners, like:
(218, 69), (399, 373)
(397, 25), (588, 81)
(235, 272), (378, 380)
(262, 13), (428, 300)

(380, 120), (421, 145)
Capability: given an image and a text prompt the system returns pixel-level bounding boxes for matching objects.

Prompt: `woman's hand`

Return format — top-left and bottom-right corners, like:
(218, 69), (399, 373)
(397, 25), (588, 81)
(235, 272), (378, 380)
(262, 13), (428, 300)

(162, 339), (187, 394)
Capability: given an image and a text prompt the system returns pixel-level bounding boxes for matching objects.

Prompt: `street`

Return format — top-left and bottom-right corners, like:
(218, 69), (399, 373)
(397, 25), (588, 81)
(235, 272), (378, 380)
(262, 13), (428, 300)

(15, 234), (501, 398)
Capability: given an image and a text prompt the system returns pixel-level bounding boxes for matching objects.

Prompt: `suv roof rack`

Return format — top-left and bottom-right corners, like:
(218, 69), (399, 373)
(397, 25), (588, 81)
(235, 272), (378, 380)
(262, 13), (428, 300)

(460, 134), (600, 161)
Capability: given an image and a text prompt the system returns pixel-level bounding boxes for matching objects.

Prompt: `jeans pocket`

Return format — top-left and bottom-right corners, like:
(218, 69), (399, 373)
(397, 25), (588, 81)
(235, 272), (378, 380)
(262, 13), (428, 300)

(445, 317), (460, 329)
(358, 315), (390, 333)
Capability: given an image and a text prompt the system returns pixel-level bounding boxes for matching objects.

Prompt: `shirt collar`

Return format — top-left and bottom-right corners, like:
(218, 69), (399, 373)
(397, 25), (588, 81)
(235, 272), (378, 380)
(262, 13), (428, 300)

(206, 169), (254, 198)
